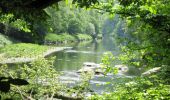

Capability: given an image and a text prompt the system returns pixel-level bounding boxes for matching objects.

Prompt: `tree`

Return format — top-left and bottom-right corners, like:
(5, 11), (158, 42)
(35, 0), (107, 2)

(44, 1), (105, 36)
(0, 0), (99, 22)
(68, 18), (83, 34)
(93, 0), (170, 67)
(86, 23), (96, 39)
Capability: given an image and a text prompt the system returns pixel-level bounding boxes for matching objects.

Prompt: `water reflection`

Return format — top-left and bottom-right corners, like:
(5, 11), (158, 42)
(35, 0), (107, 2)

(50, 37), (121, 71)
(48, 37), (139, 93)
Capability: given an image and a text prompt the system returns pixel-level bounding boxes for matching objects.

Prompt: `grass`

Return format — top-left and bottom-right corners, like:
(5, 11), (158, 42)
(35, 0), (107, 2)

(0, 43), (50, 58)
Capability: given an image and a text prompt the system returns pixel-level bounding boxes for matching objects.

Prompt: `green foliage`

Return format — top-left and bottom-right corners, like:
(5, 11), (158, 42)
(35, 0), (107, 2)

(45, 1), (105, 38)
(0, 57), (96, 99)
(98, 12), (170, 97)
(0, 57), (63, 99)
(86, 23), (96, 35)
(45, 33), (93, 43)
(97, 0), (170, 33)
(0, 13), (31, 32)
(90, 62), (170, 100)
(100, 0), (170, 68)
(67, 72), (94, 98)
(75, 34), (92, 41)
(0, 1), (105, 42)
(101, 52), (116, 74)
(0, 77), (29, 93)
(68, 18), (83, 34)
(1, 0), (170, 99)
(10, 19), (31, 32)
(90, 76), (170, 100)
(0, 13), (42, 43)
(73, 0), (99, 8)
(115, 18), (170, 68)
(0, 0), (100, 23)
(45, 33), (76, 42)
(0, 14), (14, 24)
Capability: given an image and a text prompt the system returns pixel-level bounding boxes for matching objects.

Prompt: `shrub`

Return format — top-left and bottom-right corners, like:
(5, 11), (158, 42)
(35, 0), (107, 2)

(75, 34), (92, 41)
(0, 57), (64, 99)
(45, 33), (76, 42)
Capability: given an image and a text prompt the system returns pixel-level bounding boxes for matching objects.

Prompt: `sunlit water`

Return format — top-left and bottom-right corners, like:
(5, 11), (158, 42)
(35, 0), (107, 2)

(48, 37), (140, 93)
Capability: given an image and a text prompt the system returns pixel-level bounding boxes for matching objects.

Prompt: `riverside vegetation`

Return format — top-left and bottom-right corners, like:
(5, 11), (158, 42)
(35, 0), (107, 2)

(45, 33), (93, 44)
(0, 0), (170, 100)
(0, 57), (95, 99)
(0, 1), (102, 99)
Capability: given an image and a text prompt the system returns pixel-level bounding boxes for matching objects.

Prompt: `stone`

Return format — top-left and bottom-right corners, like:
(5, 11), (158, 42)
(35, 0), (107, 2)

(115, 65), (129, 73)
(77, 62), (104, 75)
(141, 67), (161, 76)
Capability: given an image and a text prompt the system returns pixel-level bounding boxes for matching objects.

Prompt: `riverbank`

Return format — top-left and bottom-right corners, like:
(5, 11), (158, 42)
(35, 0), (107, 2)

(44, 33), (93, 44)
(0, 33), (95, 64)
(0, 43), (72, 64)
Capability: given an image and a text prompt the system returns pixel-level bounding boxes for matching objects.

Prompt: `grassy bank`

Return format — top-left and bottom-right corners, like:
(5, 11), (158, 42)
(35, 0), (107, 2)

(45, 33), (92, 43)
(0, 43), (72, 64)
(0, 43), (50, 58)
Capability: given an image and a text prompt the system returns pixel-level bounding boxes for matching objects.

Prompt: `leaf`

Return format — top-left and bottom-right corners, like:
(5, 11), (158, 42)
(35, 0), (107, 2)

(9, 79), (29, 86)
(65, 0), (69, 5)
(0, 81), (10, 93)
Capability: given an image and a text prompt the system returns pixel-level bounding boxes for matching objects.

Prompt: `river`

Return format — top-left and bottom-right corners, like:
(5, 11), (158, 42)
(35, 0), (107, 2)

(49, 36), (140, 93)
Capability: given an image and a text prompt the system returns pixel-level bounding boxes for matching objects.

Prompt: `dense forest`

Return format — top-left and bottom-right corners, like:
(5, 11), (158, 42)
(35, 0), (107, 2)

(0, 0), (170, 99)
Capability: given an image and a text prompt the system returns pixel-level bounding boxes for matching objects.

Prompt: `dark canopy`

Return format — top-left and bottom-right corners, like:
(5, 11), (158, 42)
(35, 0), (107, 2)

(0, 0), (62, 13)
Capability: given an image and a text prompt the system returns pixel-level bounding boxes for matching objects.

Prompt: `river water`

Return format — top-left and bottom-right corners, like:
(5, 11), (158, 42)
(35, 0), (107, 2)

(49, 37), (140, 93)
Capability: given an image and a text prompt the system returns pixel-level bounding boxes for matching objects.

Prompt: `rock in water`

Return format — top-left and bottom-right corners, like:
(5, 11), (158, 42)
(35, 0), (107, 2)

(77, 62), (104, 75)
(115, 65), (129, 73)
(141, 67), (161, 76)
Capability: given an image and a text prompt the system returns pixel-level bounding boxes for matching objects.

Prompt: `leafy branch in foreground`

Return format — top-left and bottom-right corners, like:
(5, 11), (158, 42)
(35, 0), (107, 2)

(0, 77), (29, 93)
(0, 57), (63, 99)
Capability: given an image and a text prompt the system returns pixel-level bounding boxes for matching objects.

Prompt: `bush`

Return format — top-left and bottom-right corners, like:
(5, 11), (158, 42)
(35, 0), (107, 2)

(0, 57), (64, 99)
(0, 57), (96, 99)
(45, 33), (92, 43)
(45, 33), (76, 42)
(90, 76), (170, 100)
(68, 19), (83, 34)
(75, 34), (92, 41)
